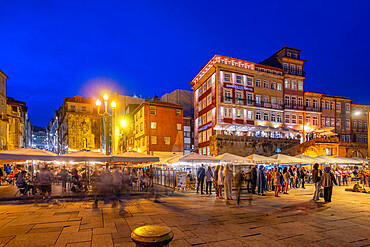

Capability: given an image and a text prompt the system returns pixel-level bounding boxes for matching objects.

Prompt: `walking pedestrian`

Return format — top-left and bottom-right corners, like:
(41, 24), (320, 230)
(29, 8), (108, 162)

(266, 170), (272, 191)
(196, 164), (206, 194)
(223, 164), (233, 202)
(273, 167), (281, 197)
(297, 167), (302, 188)
(256, 166), (266, 196)
(321, 166), (337, 203)
(312, 163), (322, 201)
(289, 166), (294, 188)
(235, 167), (243, 205)
(301, 167), (306, 189)
(218, 165), (224, 199)
(335, 168), (342, 186)
(245, 168), (252, 193)
(36, 165), (53, 200)
(213, 165), (220, 198)
(60, 166), (69, 192)
(205, 166), (213, 195)
(251, 165), (257, 194)
(342, 168), (349, 186)
(283, 167), (290, 194)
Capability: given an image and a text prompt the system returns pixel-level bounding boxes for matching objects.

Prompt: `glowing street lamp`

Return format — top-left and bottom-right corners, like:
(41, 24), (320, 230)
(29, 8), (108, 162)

(121, 119), (126, 128)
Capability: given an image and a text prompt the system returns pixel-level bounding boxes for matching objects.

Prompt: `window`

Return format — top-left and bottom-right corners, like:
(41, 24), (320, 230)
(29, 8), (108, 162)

(227, 61), (231, 65)
(256, 95), (261, 105)
(271, 97), (276, 107)
(235, 91), (243, 105)
(241, 64), (245, 68)
(207, 79), (211, 89)
(140, 122), (143, 131)
(151, 136), (157, 145)
(331, 118), (335, 127)
(341, 135), (345, 142)
(70, 105), (75, 112)
(284, 79), (290, 89)
(203, 99), (206, 109)
(306, 116), (311, 125)
(224, 73), (231, 82)
(326, 148), (332, 156)
(305, 99), (311, 108)
(164, 137), (171, 145)
(330, 102), (334, 110)
(277, 114), (282, 122)
(203, 84), (206, 93)
(291, 97), (297, 108)
(358, 135), (362, 143)
(364, 121), (367, 130)
(236, 75), (243, 84)
(326, 118), (330, 127)
(336, 118), (341, 127)
(285, 96), (290, 107)
(82, 106), (86, 112)
(199, 132), (203, 143)
(287, 52), (292, 57)
(177, 123), (182, 131)
(336, 102), (341, 112)
(313, 117), (318, 126)
(234, 62), (239, 67)
(290, 64), (295, 74)
(298, 97), (303, 108)
(283, 63), (288, 71)
(247, 93), (253, 105)
(298, 81), (303, 90)
(353, 120), (357, 128)
(207, 129), (212, 141)
(298, 115), (303, 125)
(277, 83), (282, 91)
(247, 64), (251, 69)
(297, 66), (302, 75)
(207, 95), (211, 105)
(255, 79), (261, 87)
(285, 114), (290, 123)
(271, 82), (276, 90)
(263, 80), (269, 89)
(150, 106), (156, 115)
(224, 89), (232, 103)
(346, 135), (350, 142)
(345, 103), (350, 113)
(247, 111), (253, 120)
(325, 101), (329, 110)
(256, 112), (261, 120)
(291, 80), (297, 90)
(346, 119), (350, 129)
(277, 98), (282, 107)
(321, 118), (325, 127)
(176, 109), (181, 117)
(236, 109), (243, 119)
(359, 120), (363, 129)
(151, 122), (157, 129)
(198, 101), (202, 111)
(207, 111), (212, 123)
(220, 59), (225, 64)
(264, 113), (269, 121)
(313, 99), (318, 110)
(224, 108), (232, 118)
(246, 77), (253, 86)
(271, 114), (276, 122)
(291, 115), (297, 124)
(364, 136), (368, 143)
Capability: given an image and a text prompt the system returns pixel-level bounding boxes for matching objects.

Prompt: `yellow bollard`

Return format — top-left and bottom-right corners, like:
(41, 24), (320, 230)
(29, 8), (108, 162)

(131, 225), (174, 247)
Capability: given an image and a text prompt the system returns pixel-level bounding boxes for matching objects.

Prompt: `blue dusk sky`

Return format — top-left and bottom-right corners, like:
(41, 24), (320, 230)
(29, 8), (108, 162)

(0, 1), (369, 127)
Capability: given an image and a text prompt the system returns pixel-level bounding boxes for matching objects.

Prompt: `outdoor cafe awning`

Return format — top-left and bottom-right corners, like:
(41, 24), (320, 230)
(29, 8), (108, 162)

(111, 151), (159, 163)
(56, 149), (110, 162)
(216, 153), (253, 164)
(269, 154), (305, 164)
(0, 147), (57, 161)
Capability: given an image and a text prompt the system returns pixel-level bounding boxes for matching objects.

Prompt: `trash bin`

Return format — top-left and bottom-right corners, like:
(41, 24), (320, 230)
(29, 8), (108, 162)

(131, 225), (174, 247)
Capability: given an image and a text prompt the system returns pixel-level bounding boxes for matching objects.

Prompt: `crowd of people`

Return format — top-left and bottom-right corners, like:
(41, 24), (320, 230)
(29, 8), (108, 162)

(190, 163), (370, 204)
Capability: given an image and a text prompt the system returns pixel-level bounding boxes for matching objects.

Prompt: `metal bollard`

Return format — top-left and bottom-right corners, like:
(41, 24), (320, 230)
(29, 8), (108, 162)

(131, 225), (174, 247)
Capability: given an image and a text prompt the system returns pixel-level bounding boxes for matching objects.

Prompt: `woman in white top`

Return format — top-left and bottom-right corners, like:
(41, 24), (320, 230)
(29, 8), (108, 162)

(218, 165), (224, 199)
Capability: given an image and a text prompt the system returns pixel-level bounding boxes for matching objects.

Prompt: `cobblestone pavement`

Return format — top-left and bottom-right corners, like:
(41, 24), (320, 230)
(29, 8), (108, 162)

(0, 185), (368, 247)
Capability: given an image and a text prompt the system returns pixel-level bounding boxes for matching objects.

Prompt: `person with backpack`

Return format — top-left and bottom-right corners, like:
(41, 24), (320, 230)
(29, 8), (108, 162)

(196, 164), (206, 194)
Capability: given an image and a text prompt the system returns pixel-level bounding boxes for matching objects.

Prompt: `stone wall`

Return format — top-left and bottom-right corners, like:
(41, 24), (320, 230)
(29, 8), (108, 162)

(209, 135), (300, 157)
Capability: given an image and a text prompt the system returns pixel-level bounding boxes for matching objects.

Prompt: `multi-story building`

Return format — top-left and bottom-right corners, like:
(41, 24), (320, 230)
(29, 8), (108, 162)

(0, 70), (7, 149)
(351, 104), (369, 145)
(127, 100), (184, 157)
(160, 89), (194, 154)
(32, 126), (47, 150)
(6, 97), (31, 150)
(48, 95), (101, 154)
(191, 47), (311, 156)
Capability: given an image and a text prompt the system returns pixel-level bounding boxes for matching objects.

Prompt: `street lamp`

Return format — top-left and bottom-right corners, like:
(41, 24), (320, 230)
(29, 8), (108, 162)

(96, 93), (116, 155)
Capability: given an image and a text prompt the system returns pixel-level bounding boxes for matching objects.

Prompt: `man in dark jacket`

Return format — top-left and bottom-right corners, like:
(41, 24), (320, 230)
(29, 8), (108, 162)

(251, 165), (257, 194)
(312, 163), (322, 201)
(197, 164), (206, 194)
(321, 166), (337, 202)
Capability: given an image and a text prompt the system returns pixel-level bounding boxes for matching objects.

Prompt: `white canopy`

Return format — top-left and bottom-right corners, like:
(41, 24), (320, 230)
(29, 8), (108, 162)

(0, 147), (57, 161)
(245, 154), (276, 164)
(351, 157), (369, 164)
(178, 152), (219, 163)
(111, 151), (159, 163)
(57, 149), (110, 162)
(215, 153), (253, 164)
(314, 155), (338, 164)
(295, 155), (318, 164)
(270, 154), (305, 164)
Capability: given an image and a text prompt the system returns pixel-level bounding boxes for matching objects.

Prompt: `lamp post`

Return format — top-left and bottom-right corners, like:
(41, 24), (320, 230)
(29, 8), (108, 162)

(96, 93), (116, 155)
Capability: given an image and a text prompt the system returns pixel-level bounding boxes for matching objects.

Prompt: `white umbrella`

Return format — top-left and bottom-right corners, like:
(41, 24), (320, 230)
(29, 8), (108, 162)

(269, 154), (305, 164)
(57, 149), (110, 162)
(315, 155), (338, 164)
(178, 152), (219, 163)
(351, 157), (369, 164)
(216, 153), (253, 164)
(245, 154), (276, 164)
(295, 155), (317, 163)
(111, 151), (159, 163)
(0, 147), (57, 161)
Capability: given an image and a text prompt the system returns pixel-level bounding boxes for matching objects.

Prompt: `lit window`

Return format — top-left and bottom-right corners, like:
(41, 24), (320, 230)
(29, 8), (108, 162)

(255, 95), (261, 105)
(236, 109), (243, 119)
(236, 75), (243, 84)
(151, 136), (157, 145)
(151, 122), (157, 129)
(224, 89), (232, 103)
(164, 137), (171, 145)
(224, 108), (232, 118)
(220, 59), (225, 64)
(207, 95), (211, 105)
(176, 109), (181, 117)
(285, 80), (290, 89)
(234, 62), (239, 66)
(241, 64), (245, 68)
(235, 91), (243, 105)
(346, 119), (350, 129)
(291, 80), (297, 90)
(247, 111), (253, 120)
(298, 81), (303, 90)
(246, 77), (253, 86)
(207, 79), (211, 89)
(277, 83), (282, 91)
(227, 61), (231, 65)
(313, 116), (318, 126)
(331, 119), (335, 127)
(177, 123), (182, 131)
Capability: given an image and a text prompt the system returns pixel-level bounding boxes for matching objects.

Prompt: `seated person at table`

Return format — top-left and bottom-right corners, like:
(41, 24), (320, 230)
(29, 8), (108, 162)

(16, 171), (33, 195)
